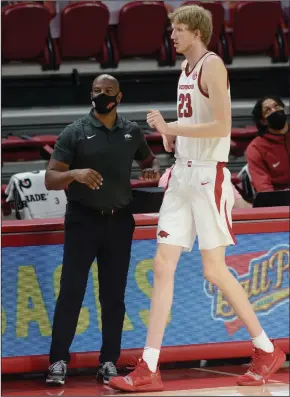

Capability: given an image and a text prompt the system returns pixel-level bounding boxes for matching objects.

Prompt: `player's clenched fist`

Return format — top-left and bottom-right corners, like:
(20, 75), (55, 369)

(73, 168), (103, 190)
(147, 110), (168, 135)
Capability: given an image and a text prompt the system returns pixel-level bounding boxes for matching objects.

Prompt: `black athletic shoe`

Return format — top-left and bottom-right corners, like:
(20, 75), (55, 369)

(97, 362), (118, 384)
(46, 360), (67, 385)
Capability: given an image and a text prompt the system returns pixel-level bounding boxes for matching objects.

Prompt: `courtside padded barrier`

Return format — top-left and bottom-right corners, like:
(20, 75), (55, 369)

(2, 207), (289, 374)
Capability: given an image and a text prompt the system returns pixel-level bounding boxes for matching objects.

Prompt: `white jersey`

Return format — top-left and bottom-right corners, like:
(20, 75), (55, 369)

(175, 51), (231, 162)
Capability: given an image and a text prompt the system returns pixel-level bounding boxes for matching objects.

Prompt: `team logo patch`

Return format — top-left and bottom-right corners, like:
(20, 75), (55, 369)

(107, 102), (115, 110)
(192, 71), (198, 80)
(158, 230), (169, 238)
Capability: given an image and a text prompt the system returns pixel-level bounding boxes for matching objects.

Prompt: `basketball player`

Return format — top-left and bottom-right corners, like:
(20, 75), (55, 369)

(109, 5), (286, 392)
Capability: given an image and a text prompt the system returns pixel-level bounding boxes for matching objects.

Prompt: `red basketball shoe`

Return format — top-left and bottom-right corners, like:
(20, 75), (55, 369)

(237, 341), (286, 386)
(108, 358), (164, 392)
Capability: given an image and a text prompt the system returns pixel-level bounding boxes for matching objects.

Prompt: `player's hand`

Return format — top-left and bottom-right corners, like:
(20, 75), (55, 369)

(73, 169), (103, 190)
(139, 168), (161, 181)
(147, 110), (168, 135)
(162, 135), (175, 152)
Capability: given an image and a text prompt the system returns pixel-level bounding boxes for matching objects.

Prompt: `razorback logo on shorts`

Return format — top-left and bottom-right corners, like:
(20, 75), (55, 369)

(158, 230), (169, 238)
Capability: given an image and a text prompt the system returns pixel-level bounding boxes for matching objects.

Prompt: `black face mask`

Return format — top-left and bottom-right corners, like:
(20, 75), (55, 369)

(92, 93), (119, 114)
(267, 110), (287, 130)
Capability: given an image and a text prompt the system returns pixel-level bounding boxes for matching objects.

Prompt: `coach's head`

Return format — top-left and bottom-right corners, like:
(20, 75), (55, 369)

(91, 74), (122, 115)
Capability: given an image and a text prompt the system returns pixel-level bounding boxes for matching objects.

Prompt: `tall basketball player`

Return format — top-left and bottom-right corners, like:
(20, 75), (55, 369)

(109, 5), (286, 392)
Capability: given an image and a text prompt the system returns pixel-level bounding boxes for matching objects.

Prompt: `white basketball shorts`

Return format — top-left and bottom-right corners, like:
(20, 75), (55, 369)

(157, 159), (236, 251)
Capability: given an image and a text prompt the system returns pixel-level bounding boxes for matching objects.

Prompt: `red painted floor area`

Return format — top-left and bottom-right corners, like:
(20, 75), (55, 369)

(2, 366), (289, 396)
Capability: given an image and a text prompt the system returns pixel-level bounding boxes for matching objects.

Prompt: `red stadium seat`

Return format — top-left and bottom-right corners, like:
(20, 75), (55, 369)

(145, 132), (165, 154)
(1, 184), (12, 217)
(54, 1), (116, 68)
(228, 1), (288, 62)
(114, 1), (174, 66)
(131, 179), (159, 188)
(2, 136), (38, 162)
(231, 172), (240, 186)
(182, 2), (232, 64)
(1, 135), (57, 162)
(31, 135), (57, 159)
(30, 135), (57, 146)
(230, 127), (257, 158)
(1, 2), (54, 70)
(1, 185), (8, 197)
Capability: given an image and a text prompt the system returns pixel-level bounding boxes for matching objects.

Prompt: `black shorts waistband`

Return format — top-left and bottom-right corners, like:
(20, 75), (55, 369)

(66, 201), (132, 217)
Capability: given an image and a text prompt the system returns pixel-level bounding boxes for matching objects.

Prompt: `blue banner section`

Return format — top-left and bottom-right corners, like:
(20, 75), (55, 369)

(2, 232), (289, 357)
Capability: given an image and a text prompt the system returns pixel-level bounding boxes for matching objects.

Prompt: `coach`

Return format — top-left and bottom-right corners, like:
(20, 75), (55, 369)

(45, 74), (160, 386)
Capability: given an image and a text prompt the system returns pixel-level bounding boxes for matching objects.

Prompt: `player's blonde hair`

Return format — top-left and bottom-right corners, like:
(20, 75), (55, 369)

(169, 5), (213, 47)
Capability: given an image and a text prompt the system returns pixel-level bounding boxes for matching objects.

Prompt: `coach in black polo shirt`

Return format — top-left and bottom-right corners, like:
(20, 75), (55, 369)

(45, 74), (159, 386)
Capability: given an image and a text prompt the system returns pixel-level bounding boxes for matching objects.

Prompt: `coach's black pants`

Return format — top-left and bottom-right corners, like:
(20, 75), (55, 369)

(49, 202), (135, 365)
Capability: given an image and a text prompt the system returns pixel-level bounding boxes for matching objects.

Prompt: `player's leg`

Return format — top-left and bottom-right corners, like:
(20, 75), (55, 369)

(194, 165), (286, 386)
(143, 243), (183, 361)
(109, 245), (182, 393)
(109, 166), (196, 392)
(143, 167), (196, 371)
(201, 246), (285, 386)
(109, 243), (183, 392)
(201, 246), (264, 338)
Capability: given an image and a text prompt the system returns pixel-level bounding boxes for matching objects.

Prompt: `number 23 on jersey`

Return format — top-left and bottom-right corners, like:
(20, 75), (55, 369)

(178, 93), (193, 118)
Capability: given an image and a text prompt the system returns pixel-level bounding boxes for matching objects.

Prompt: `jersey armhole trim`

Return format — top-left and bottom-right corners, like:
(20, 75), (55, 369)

(198, 54), (230, 98)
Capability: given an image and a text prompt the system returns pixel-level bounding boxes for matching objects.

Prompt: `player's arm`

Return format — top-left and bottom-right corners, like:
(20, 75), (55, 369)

(134, 127), (160, 180)
(164, 61), (185, 128)
(165, 57), (231, 138)
(158, 61), (188, 148)
(150, 63), (183, 130)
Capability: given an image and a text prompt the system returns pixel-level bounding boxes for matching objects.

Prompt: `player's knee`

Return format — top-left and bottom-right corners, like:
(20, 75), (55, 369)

(202, 261), (227, 285)
(153, 253), (176, 280)
(203, 268), (218, 284)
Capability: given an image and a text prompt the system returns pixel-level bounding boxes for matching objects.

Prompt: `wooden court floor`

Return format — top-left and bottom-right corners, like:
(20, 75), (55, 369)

(2, 364), (289, 396)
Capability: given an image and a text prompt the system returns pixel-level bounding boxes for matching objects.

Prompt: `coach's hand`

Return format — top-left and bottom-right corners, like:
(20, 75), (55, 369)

(147, 110), (168, 135)
(73, 169), (103, 190)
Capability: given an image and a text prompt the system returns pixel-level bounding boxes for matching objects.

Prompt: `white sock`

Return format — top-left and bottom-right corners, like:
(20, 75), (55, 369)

(252, 330), (274, 353)
(142, 347), (160, 373)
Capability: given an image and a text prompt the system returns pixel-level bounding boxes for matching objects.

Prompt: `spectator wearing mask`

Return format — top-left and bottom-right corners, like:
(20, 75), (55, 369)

(246, 96), (290, 193)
